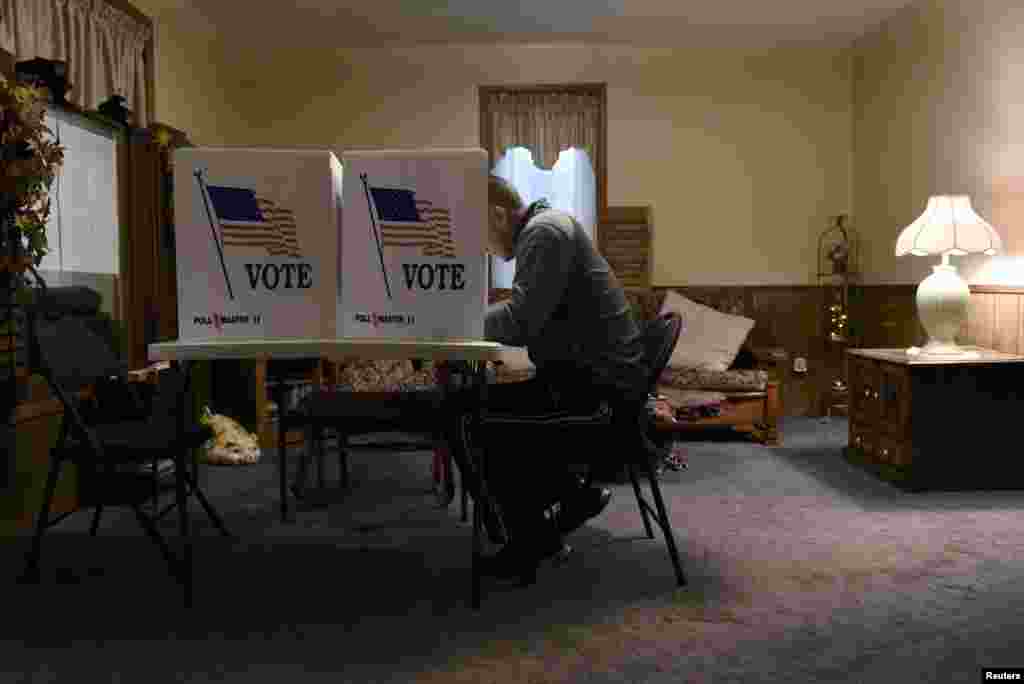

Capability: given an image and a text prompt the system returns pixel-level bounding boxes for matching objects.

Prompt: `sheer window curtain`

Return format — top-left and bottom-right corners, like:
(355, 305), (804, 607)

(0, 0), (152, 126)
(491, 147), (596, 288)
(483, 90), (602, 289)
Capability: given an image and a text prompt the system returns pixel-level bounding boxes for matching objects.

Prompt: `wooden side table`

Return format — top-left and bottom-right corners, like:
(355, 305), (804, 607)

(845, 347), (1024, 491)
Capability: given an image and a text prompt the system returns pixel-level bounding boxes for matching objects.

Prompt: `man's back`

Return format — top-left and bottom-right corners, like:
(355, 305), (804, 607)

(485, 206), (648, 397)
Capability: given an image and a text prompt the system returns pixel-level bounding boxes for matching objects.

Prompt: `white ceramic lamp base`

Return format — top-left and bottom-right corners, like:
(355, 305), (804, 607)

(915, 263), (970, 357)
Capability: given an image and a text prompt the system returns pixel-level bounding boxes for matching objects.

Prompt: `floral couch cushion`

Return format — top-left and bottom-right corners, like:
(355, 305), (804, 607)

(333, 359), (439, 393)
(492, 355), (768, 393)
(332, 357), (539, 392)
(659, 367), (768, 393)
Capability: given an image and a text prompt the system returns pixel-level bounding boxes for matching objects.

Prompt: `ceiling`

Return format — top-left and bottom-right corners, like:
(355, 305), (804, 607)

(136, 0), (916, 49)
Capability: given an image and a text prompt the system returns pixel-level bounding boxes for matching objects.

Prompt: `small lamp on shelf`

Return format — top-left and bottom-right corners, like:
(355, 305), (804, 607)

(895, 195), (1002, 357)
(818, 214), (856, 278)
(818, 214), (857, 397)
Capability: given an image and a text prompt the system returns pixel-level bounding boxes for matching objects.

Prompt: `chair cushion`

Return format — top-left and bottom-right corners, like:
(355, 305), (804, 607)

(294, 388), (442, 436)
(481, 402), (613, 427)
(658, 388), (728, 408)
(84, 419), (214, 462)
(659, 366), (768, 392)
(299, 391), (409, 420)
(479, 402), (652, 469)
(77, 467), (178, 507)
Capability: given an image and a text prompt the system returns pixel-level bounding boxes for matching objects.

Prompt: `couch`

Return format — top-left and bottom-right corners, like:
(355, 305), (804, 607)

(489, 288), (782, 446)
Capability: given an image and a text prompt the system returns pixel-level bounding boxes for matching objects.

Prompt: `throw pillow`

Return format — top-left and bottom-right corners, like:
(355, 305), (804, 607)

(659, 290), (755, 371)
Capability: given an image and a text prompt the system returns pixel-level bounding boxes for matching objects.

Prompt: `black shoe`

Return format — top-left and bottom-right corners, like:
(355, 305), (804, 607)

(479, 498), (509, 546)
(477, 544), (540, 585)
(477, 537), (571, 585)
(557, 486), (613, 535)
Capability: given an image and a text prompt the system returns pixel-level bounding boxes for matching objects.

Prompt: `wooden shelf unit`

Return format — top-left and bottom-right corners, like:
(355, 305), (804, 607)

(846, 347), (1024, 490)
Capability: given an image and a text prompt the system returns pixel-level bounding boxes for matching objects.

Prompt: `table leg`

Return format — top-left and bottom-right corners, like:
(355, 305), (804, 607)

(274, 384), (290, 523)
(174, 360), (194, 608)
(433, 438), (456, 508)
(470, 360), (492, 610)
(316, 423), (327, 490)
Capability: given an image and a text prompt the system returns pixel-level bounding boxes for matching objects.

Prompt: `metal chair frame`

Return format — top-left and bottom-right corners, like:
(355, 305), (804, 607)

(19, 315), (230, 607)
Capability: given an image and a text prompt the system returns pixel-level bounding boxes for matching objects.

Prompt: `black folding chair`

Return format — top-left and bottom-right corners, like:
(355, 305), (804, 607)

(275, 360), (447, 523)
(471, 312), (687, 606)
(19, 315), (228, 606)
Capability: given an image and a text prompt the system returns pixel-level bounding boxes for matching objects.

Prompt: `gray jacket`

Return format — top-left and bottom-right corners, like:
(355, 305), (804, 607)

(484, 203), (647, 397)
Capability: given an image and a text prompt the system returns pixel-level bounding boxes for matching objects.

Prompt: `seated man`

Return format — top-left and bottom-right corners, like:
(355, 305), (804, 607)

(475, 174), (649, 578)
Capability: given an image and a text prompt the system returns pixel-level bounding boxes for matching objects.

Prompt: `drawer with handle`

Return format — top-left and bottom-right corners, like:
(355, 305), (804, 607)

(876, 433), (910, 468)
(848, 357), (880, 423)
(849, 422), (876, 462)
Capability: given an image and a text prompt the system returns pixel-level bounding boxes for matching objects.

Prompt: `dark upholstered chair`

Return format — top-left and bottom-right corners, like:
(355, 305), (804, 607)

(272, 359), (445, 523)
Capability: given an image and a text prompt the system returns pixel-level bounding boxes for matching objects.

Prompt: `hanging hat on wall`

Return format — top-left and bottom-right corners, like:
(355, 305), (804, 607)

(15, 57), (71, 105)
(97, 94), (132, 127)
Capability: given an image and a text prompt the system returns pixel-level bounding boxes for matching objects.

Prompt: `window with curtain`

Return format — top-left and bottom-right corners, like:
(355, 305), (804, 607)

(479, 85), (607, 290)
(490, 146), (597, 288)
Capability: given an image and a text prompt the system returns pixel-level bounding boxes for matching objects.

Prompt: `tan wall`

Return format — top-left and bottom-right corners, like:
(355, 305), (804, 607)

(138, 4), (238, 145)
(853, 0), (1024, 286)
(134, 4), (855, 286)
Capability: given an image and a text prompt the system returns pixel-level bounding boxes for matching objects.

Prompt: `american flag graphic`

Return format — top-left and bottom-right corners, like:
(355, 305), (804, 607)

(206, 185), (302, 258)
(420, 202), (456, 259)
(369, 186), (455, 259)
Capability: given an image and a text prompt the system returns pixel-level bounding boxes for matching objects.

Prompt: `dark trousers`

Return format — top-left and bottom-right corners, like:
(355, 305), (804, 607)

(459, 365), (615, 549)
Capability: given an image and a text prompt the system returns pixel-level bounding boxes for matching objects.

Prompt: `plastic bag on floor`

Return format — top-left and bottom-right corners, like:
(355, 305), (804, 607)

(199, 406), (261, 465)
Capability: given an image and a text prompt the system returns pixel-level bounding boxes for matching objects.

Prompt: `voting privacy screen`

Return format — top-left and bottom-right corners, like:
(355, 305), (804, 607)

(174, 146), (486, 341)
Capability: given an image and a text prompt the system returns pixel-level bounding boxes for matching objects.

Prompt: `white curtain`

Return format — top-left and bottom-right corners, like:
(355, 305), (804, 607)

(484, 91), (601, 171)
(491, 146), (597, 289)
(0, 0), (152, 125)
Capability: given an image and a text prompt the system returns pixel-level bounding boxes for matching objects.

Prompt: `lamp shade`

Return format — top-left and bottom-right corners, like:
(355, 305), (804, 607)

(894, 195), (1002, 257)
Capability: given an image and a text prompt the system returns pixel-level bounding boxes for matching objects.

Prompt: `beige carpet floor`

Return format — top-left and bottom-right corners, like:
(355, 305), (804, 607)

(3, 416), (1023, 683)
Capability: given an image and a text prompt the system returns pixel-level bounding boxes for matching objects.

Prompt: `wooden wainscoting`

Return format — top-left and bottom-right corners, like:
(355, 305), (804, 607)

(962, 286), (1024, 354)
(1, 378), (77, 534)
(483, 282), (1024, 416)
(845, 284), (1024, 355)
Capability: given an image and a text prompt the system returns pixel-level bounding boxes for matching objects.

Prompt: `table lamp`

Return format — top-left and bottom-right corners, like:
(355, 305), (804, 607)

(895, 195), (1002, 357)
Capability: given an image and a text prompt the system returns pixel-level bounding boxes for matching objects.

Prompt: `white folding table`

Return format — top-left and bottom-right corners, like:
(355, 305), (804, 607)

(148, 336), (508, 609)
